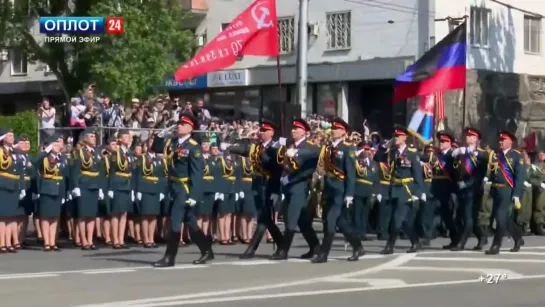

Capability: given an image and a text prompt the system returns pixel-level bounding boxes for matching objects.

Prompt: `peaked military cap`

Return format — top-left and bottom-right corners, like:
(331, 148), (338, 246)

(292, 118), (310, 131)
(463, 127), (481, 139)
(358, 141), (371, 150)
(331, 117), (350, 131)
(260, 119), (277, 131)
(43, 134), (58, 146)
(499, 131), (517, 143)
(436, 131), (454, 143)
(83, 127), (97, 136)
(393, 125), (409, 136)
(179, 112), (198, 128)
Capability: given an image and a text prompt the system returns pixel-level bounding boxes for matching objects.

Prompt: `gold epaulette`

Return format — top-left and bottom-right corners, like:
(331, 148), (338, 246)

(407, 147), (417, 152)
(343, 141), (352, 146)
(513, 149), (521, 154)
(188, 138), (198, 145)
(477, 147), (487, 152)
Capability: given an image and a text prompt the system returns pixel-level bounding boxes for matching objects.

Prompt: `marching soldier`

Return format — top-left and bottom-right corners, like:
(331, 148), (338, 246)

(352, 142), (379, 240)
(36, 135), (69, 251)
(233, 138), (256, 244)
(196, 139), (215, 239)
(312, 117), (364, 263)
(374, 141), (393, 240)
(485, 131), (525, 254)
(153, 112), (214, 267)
(0, 128), (25, 253)
(530, 150), (545, 235)
(223, 119), (285, 260)
(273, 118), (320, 260)
(379, 126), (424, 254)
(417, 144), (435, 244)
(135, 136), (166, 248)
(108, 129), (136, 249)
(71, 128), (105, 250)
(518, 150), (533, 234)
(450, 127), (489, 251)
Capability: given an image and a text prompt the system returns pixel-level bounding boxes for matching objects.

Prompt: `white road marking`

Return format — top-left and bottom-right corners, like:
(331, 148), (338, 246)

(390, 266), (524, 278)
(74, 254), (416, 307)
(83, 269), (137, 275)
(155, 265), (209, 270)
(0, 273), (60, 280)
(116, 274), (545, 306)
(324, 277), (407, 287)
(229, 260), (279, 266)
(415, 256), (545, 263)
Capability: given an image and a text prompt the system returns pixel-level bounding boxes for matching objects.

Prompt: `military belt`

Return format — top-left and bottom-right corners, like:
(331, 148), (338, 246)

(392, 178), (414, 184)
(43, 174), (63, 181)
(424, 179), (432, 183)
(24, 176), (30, 181)
(379, 180), (390, 185)
(143, 176), (159, 182)
(325, 172), (346, 181)
(203, 176), (214, 181)
(356, 179), (373, 185)
(226, 176), (236, 182)
(115, 172), (132, 178)
(492, 183), (510, 188)
(242, 177), (252, 182)
(81, 171), (99, 177)
(169, 176), (190, 194)
(432, 175), (449, 180)
(0, 171), (20, 180)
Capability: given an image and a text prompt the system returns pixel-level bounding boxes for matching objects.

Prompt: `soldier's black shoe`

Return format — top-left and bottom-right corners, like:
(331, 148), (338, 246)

(450, 244), (465, 251)
(376, 234), (389, 241)
(347, 245), (365, 261)
(153, 256), (175, 267)
(535, 224), (544, 236)
(239, 249), (255, 259)
(153, 232), (181, 268)
(193, 249), (214, 265)
(269, 248), (288, 260)
(311, 253), (328, 263)
(420, 239), (431, 247)
(442, 243), (457, 249)
(510, 238), (525, 252)
(407, 242), (421, 253)
(473, 237), (488, 251)
(300, 246), (319, 259)
(380, 245), (394, 255)
(485, 245), (500, 255)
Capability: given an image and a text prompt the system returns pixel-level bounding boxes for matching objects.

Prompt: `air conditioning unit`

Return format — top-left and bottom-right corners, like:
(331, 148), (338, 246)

(308, 22), (319, 37)
(196, 35), (205, 47)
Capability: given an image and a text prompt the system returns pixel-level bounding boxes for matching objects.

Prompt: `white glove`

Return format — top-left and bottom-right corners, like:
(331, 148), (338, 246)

(281, 176), (289, 186)
(483, 177), (489, 183)
(67, 193), (71, 201)
(131, 190), (135, 202)
(270, 193), (279, 204)
(107, 190), (114, 198)
(61, 198), (65, 204)
(239, 191), (245, 199)
(512, 197), (520, 203)
(186, 198), (197, 207)
(279, 137), (287, 146)
(421, 193), (427, 202)
(524, 181), (531, 188)
(160, 193), (165, 201)
(452, 148), (460, 157)
(220, 142), (230, 151)
(376, 194), (382, 202)
(98, 189), (104, 200)
(460, 147), (466, 155)
(32, 193), (39, 201)
(282, 194), (285, 201)
(137, 192), (142, 201)
(419, 161), (425, 166)
(344, 196), (353, 208)
(218, 193), (224, 201)
(541, 183), (545, 189)
(286, 148), (297, 158)
(72, 188), (81, 197)
(19, 190), (26, 200)
(532, 164), (537, 171)
(411, 195), (419, 201)
(457, 181), (466, 189)
(235, 193), (239, 201)
(467, 145), (475, 153)
(214, 192), (220, 200)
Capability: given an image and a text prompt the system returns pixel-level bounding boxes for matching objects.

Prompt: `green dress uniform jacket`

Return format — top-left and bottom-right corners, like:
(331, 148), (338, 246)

(108, 147), (135, 214)
(17, 152), (37, 216)
(217, 156), (236, 214)
(71, 146), (104, 218)
(373, 147), (394, 238)
(37, 153), (70, 218)
(198, 155), (217, 216)
(237, 156), (256, 215)
(352, 156), (379, 237)
(135, 152), (166, 216)
(0, 146), (25, 217)
(528, 163), (545, 229)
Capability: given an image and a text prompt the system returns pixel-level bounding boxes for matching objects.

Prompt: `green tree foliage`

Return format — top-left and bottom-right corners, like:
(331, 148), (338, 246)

(0, 111), (39, 154)
(0, 0), (195, 101)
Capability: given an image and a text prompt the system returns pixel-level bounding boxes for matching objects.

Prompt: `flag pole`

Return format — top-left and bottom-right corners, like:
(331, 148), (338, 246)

(296, 0), (309, 127)
(277, 55), (284, 135)
(461, 17), (468, 130)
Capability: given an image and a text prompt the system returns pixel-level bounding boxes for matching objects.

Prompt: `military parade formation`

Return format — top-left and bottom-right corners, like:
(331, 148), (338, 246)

(0, 111), (542, 267)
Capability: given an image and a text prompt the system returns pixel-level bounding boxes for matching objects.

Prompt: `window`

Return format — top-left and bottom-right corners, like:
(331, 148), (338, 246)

(277, 17), (295, 54)
(10, 48), (27, 76)
(470, 7), (490, 47)
(326, 11), (351, 50)
(524, 16), (541, 54)
(429, 36), (436, 47)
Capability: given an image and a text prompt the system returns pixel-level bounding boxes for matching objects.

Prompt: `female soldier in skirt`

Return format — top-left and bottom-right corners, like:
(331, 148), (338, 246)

(14, 136), (35, 249)
(37, 135), (69, 251)
(234, 147), (256, 244)
(217, 150), (236, 245)
(135, 136), (166, 248)
(0, 128), (25, 253)
(97, 137), (117, 246)
(197, 139), (214, 238)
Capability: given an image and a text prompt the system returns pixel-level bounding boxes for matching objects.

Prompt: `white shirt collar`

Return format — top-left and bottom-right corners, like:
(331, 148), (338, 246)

(295, 137), (306, 147)
(262, 139), (271, 147)
(178, 135), (190, 144)
(86, 145), (94, 152)
(148, 152), (155, 158)
(442, 148), (450, 155)
(120, 145), (128, 153)
(503, 148), (511, 155)
(332, 138), (343, 147)
(398, 144), (407, 153)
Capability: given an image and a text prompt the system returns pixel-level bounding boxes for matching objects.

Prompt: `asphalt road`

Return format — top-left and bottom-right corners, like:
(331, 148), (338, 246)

(2, 230), (545, 307)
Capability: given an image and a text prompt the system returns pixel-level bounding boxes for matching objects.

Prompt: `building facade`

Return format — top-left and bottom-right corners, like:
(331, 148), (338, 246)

(434, 0), (545, 144)
(167, 0), (435, 134)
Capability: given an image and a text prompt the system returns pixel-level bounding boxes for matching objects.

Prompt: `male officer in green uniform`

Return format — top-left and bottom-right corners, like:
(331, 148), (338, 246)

(373, 142), (393, 240)
(518, 150), (533, 234)
(153, 112), (214, 267)
(271, 118), (320, 260)
(379, 126), (424, 254)
(530, 150), (545, 235)
(312, 117), (364, 263)
(352, 142), (378, 240)
(223, 120), (285, 259)
(485, 131), (526, 254)
(450, 127), (489, 251)
(417, 144), (435, 245)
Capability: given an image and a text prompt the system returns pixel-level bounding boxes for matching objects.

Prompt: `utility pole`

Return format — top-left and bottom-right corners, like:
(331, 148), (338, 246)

(296, 0), (309, 111)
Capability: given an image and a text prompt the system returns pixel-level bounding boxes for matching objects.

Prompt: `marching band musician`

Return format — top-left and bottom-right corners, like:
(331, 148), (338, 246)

(222, 119), (285, 260)
(71, 128), (105, 250)
(352, 142), (378, 241)
(36, 135), (69, 251)
(484, 131), (526, 254)
(274, 118), (320, 260)
(379, 126), (424, 254)
(450, 127), (489, 251)
(135, 135), (166, 248)
(312, 117), (364, 263)
(153, 112), (214, 267)
(108, 129), (136, 249)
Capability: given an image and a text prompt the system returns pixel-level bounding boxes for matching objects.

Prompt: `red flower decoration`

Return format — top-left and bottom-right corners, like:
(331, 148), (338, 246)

(49, 158), (56, 164)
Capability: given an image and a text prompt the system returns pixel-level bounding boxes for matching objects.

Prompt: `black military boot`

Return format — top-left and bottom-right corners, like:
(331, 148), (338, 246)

(153, 232), (181, 268)
(407, 233), (422, 253)
(450, 232), (468, 251)
(191, 229), (214, 265)
(535, 224), (544, 236)
(300, 228), (320, 259)
(380, 235), (396, 255)
(240, 225), (266, 259)
(270, 229), (294, 260)
(311, 233), (334, 264)
(347, 243), (365, 261)
(485, 235), (502, 255)
(510, 238), (525, 252)
(473, 227), (489, 251)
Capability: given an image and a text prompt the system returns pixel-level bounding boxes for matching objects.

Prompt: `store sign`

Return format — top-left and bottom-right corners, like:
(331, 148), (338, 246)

(164, 74), (208, 89)
(207, 69), (248, 87)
